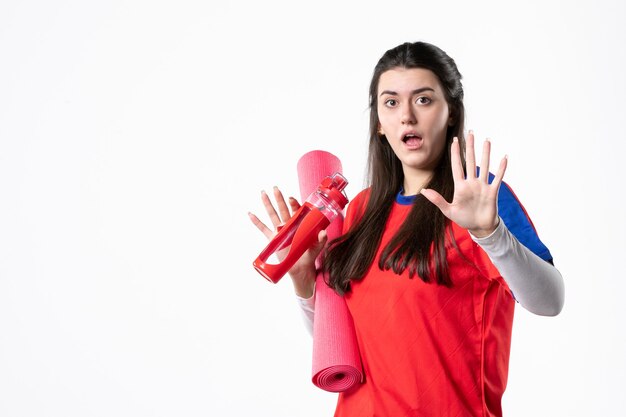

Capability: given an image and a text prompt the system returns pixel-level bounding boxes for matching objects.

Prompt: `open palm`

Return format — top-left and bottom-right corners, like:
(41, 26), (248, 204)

(248, 187), (325, 297)
(421, 131), (508, 238)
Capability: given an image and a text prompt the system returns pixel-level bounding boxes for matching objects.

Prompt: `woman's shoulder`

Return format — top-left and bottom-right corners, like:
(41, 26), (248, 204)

(343, 188), (370, 227)
(349, 187), (371, 205)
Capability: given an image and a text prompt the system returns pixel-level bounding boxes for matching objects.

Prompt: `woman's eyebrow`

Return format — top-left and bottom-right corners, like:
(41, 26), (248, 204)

(379, 87), (435, 97)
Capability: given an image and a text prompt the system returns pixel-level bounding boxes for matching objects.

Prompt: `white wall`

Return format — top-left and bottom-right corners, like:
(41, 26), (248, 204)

(1, 0), (624, 416)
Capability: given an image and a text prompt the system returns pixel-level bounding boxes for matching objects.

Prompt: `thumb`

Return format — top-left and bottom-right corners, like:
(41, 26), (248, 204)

(421, 188), (450, 215)
(309, 229), (328, 259)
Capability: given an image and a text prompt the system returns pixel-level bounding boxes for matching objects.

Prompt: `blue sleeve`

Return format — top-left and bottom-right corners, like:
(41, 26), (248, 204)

(472, 172), (555, 304)
(478, 169), (553, 262)
(495, 179), (553, 263)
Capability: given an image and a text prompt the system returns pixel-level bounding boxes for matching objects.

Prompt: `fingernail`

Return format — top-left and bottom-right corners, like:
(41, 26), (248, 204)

(469, 129), (473, 135)
(453, 137), (458, 142)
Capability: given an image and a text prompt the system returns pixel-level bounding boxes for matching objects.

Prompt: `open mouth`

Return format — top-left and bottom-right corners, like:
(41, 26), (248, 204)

(402, 134), (420, 141)
(402, 134), (422, 147)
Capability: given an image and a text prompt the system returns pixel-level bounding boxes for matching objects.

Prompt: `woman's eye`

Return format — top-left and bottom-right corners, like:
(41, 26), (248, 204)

(385, 99), (398, 107)
(416, 96), (431, 105)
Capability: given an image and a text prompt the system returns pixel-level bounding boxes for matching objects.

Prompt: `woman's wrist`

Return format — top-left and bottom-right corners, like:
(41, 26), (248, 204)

(289, 268), (316, 299)
(468, 216), (501, 239)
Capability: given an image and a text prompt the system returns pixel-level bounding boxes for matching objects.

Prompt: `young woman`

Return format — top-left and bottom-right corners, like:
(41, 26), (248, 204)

(249, 41), (564, 417)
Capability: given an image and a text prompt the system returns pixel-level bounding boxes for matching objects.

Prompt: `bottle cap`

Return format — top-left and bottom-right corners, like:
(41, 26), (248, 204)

(319, 172), (349, 209)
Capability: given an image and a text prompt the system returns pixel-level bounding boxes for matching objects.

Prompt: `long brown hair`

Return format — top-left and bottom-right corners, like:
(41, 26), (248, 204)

(323, 41), (466, 295)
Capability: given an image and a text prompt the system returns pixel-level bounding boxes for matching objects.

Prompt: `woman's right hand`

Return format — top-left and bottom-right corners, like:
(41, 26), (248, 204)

(248, 186), (327, 298)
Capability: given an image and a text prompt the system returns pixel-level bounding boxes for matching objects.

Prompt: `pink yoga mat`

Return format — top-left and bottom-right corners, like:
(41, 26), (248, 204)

(297, 150), (363, 393)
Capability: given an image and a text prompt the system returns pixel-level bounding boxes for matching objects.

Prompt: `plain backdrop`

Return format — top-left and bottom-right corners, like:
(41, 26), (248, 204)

(1, 0), (624, 416)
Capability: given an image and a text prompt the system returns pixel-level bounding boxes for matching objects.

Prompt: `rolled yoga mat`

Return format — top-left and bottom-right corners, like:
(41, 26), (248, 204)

(297, 150), (363, 393)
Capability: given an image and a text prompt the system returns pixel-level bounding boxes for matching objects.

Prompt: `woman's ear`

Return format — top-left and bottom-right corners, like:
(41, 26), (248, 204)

(377, 123), (385, 136)
(447, 107), (456, 126)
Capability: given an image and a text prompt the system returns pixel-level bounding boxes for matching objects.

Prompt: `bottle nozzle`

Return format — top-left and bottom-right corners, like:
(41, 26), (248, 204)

(330, 172), (348, 192)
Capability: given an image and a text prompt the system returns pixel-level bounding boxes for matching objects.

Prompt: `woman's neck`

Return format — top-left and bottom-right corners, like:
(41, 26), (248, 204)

(401, 168), (433, 196)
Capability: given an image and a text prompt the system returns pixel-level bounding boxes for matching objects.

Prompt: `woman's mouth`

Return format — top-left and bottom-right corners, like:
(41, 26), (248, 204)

(402, 134), (423, 150)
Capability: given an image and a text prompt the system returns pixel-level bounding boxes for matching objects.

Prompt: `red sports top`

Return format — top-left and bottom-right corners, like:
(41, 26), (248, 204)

(334, 190), (516, 417)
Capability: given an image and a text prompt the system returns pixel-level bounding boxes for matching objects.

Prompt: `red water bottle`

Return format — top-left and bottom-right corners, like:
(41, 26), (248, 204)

(253, 172), (349, 283)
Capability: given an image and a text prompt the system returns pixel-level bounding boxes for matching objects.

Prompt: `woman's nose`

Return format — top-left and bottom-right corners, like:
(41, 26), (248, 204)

(401, 106), (417, 125)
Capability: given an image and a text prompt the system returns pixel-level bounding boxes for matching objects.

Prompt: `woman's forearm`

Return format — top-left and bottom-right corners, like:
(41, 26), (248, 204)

(471, 218), (565, 316)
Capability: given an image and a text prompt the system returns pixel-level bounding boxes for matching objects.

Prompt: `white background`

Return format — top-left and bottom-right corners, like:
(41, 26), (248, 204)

(1, 0), (624, 416)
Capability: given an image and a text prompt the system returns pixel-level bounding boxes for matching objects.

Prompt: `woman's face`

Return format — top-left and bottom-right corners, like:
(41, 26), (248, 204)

(377, 67), (451, 176)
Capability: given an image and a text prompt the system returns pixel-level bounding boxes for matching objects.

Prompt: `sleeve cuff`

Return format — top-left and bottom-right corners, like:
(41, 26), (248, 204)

(469, 216), (507, 250)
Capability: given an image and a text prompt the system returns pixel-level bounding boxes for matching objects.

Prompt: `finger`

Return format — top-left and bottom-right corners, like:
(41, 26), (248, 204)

(465, 130), (477, 179)
(261, 190), (282, 228)
(479, 139), (491, 183)
(288, 197), (301, 215)
(491, 155), (508, 189)
(248, 212), (274, 240)
(450, 137), (464, 182)
(273, 186), (291, 223)
(420, 188), (451, 218)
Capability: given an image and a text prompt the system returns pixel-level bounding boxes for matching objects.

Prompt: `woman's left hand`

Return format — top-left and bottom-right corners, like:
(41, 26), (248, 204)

(421, 131), (508, 238)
